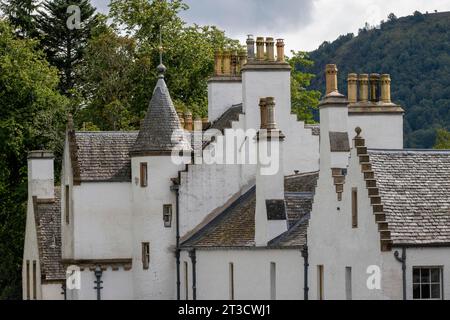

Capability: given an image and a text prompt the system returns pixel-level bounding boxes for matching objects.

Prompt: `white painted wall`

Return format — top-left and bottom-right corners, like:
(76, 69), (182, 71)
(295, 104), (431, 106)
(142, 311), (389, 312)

(72, 182), (133, 259)
(208, 80), (242, 122)
(42, 283), (64, 300)
(66, 267), (133, 300)
(348, 114), (403, 149)
(242, 69), (319, 175)
(131, 156), (183, 299)
(181, 250), (304, 300)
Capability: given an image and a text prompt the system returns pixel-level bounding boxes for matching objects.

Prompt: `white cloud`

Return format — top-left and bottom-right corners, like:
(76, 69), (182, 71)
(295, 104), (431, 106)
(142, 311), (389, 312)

(92, 0), (450, 52)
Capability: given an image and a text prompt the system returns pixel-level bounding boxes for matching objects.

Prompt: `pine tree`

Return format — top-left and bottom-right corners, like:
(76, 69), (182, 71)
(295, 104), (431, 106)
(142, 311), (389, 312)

(0, 0), (39, 38)
(37, 0), (97, 95)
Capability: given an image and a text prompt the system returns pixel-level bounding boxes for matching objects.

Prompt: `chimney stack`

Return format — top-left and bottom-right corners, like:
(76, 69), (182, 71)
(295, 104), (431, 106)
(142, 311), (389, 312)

(358, 74), (369, 102)
(28, 151), (55, 200)
(347, 73), (358, 103)
(184, 112), (193, 131)
(266, 37), (275, 62)
(276, 39), (285, 62)
(256, 37), (265, 61)
(325, 64), (338, 95)
(370, 73), (380, 102)
(265, 97), (278, 130)
(259, 98), (268, 129)
(246, 35), (255, 61)
(222, 50), (231, 76)
(238, 49), (247, 73)
(214, 51), (223, 76)
(380, 74), (392, 103)
(231, 50), (239, 75)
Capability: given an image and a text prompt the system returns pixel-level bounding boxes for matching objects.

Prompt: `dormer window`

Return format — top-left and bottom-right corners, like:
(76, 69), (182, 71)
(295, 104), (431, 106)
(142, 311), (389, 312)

(163, 204), (173, 228)
(140, 163), (148, 187)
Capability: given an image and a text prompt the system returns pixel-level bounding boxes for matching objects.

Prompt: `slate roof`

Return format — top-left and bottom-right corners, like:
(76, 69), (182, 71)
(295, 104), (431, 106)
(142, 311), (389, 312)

(75, 131), (138, 182)
(284, 171), (319, 193)
(181, 172), (318, 249)
(210, 104), (243, 132)
(130, 77), (191, 155)
(369, 150), (450, 246)
(34, 187), (65, 281)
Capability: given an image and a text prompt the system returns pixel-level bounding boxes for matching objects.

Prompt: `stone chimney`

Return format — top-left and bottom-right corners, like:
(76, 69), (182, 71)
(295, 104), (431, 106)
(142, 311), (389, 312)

(238, 50), (247, 72)
(178, 111), (185, 128)
(28, 151), (55, 200)
(214, 51), (223, 76)
(370, 73), (380, 102)
(184, 111), (193, 131)
(347, 73), (358, 103)
(255, 97), (287, 246)
(266, 37), (275, 62)
(325, 64), (338, 95)
(348, 72), (404, 149)
(246, 35), (255, 61)
(276, 39), (285, 62)
(380, 74), (392, 103)
(358, 74), (369, 102)
(259, 98), (268, 129)
(256, 37), (265, 61)
(319, 65), (350, 171)
(222, 50), (231, 76)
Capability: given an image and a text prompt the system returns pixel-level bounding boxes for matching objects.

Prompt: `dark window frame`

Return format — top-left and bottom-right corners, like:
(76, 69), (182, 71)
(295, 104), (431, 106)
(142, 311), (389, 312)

(163, 204), (173, 228)
(142, 242), (150, 270)
(140, 163), (148, 187)
(413, 266), (443, 300)
(352, 188), (358, 228)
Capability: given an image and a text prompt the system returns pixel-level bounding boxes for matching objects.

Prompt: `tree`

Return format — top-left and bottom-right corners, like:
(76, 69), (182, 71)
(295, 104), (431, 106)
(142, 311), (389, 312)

(388, 13), (397, 22)
(0, 0), (38, 38)
(288, 51), (321, 123)
(0, 19), (68, 299)
(434, 129), (450, 149)
(37, 0), (97, 95)
(76, 0), (240, 130)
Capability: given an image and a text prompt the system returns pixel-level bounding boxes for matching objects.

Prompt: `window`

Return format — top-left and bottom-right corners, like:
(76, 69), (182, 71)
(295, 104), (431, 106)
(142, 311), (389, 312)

(413, 267), (443, 300)
(229, 263), (235, 300)
(140, 163), (148, 187)
(317, 265), (324, 300)
(32, 261), (37, 300)
(26, 260), (30, 300)
(352, 188), (358, 228)
(184, 262), (189, 300)
(270, 262), (276, 300)
(163, 204), (173, 228)
(142, 242), (150, 270)
(65, 185), (70, 224)
(345, 267), (352, 300)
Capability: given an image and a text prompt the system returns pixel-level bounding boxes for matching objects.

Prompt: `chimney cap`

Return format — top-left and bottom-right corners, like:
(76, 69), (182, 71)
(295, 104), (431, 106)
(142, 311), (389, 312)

(359, 73), (369, 79)
(348, 73), (358, 79)
(259, 97), (267, 105)
(380, 74), (391, 80)
(326, 64), (338, 72)
(370, 73), (381, 79)
(28, 150), (55, 159)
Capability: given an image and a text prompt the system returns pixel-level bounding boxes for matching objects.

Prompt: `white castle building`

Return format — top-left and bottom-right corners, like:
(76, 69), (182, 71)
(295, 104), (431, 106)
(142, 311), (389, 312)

(22, 36), (450, 300)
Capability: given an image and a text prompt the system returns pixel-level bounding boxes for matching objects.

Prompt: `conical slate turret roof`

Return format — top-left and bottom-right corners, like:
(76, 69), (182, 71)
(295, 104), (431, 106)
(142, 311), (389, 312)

(130, 75), (191, 156)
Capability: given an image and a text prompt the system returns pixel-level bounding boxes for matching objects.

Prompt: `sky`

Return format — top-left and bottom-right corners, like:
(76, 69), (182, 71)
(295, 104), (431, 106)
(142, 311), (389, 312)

(92, 0), (450, 52)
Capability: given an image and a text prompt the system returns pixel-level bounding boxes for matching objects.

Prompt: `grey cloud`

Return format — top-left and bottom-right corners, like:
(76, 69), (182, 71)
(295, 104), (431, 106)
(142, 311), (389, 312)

(181, 0), (314, 35)
(91, 0), (314, 36)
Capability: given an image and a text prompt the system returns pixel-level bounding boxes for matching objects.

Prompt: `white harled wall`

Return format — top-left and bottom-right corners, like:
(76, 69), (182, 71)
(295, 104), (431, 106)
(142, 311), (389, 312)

(131, 156), (184, 299)
(180, 250), (303, 300)
(208, 80), (242, 122)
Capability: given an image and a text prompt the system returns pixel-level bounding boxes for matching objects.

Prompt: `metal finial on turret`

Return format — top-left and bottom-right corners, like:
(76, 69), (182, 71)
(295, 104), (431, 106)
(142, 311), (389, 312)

(157, 26), (167, 78)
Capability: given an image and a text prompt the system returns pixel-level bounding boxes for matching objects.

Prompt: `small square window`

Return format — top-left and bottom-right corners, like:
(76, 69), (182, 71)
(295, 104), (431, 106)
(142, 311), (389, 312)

(163, 204), (173, 228)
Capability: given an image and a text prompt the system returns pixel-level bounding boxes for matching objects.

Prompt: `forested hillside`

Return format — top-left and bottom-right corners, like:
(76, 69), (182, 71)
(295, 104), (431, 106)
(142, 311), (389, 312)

(308, 11), (450, 148)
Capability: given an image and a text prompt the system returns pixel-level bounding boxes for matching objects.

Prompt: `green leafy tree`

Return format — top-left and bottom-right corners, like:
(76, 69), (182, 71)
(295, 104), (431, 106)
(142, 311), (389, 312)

(37, 0), (97, 95)
(434, 129), (450, 149)
(0, 19), (68, 299)
(77, 0), (239, 130)
(0, 0), (39, 38)
(288, 51), (321, 123)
